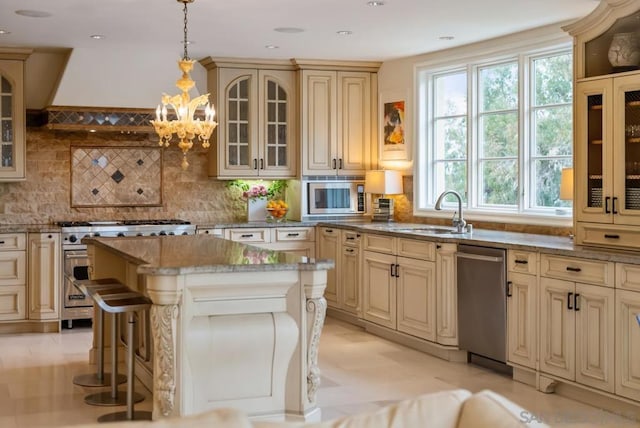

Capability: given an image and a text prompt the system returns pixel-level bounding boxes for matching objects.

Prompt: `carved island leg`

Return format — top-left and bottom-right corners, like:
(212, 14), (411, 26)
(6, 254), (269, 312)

(306, 297), (326, 404)
(150, 304), (179, 418)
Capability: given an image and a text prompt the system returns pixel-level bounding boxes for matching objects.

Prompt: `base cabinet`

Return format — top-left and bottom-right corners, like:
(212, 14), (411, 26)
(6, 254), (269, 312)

(539, 276), (615, 393)
(615, 288), (640, 401)
(27, 233), (60, 321)
(317, 227), (340, 307)
(396, 256), (436, 342)
(435, 243), (457, 346)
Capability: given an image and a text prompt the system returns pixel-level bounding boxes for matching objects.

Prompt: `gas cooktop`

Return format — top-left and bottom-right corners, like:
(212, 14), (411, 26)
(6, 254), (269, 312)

(56, 219), (191, 228)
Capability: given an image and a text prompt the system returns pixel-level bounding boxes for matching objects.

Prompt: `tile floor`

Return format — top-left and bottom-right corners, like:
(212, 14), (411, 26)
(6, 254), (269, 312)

(0, 317), (637, 427)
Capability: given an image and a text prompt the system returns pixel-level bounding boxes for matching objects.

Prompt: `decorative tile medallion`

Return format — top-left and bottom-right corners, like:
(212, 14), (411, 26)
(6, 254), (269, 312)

(71, 146), (162, 207)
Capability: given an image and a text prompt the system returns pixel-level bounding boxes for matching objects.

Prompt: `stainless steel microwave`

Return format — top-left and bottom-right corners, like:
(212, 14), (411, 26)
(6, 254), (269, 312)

(307, 181), (366, 215)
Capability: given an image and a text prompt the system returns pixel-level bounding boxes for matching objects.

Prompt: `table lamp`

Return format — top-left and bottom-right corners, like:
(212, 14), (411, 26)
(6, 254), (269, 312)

(365, 170), (403, 222)
(558, 167), (573, 216)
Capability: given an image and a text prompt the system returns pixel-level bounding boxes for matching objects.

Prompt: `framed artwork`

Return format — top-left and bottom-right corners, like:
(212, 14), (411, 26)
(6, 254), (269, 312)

(380, 91), (410, 161)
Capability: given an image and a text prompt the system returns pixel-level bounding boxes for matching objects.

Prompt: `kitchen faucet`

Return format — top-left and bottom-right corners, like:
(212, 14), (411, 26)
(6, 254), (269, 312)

(435, 190), (468, 233)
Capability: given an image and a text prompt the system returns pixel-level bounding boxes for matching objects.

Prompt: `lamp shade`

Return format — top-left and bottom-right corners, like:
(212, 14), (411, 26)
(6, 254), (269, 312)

(560, 167), (574, 201)
(364, 170), (403, 195)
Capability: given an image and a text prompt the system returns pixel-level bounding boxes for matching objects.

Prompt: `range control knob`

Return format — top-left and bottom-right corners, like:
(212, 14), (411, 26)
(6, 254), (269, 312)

(150, 232), (157, 236)
(117, 232), (125, 237)
(136, 233), (143, 237)
(182, 231), (189, 235)
(168, 232), (175, 235)
(159, 231), (167, 236)
(69, 235), (78, 243)
(94, 232), (101, 237)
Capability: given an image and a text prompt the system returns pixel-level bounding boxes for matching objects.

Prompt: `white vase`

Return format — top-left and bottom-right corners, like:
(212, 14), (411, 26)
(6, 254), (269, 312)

(608, 32), (640, 68)
(247, 198), (267, 222)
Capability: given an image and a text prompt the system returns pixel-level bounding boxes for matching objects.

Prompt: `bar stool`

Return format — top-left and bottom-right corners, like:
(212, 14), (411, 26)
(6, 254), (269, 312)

(94, 291), (153, 422)
(72, 278), (127, 388)
(83, 286), (145, 408)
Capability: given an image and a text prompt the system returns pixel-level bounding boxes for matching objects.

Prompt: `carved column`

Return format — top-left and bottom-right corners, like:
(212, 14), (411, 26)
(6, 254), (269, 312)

(302, 269), (329, 406)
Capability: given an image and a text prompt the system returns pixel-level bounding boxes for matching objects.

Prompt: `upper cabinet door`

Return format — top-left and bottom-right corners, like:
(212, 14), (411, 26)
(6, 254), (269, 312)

(0, 59), (26, 181)
(258, 70), (296, 178)
(336, 71), (371, 176)
(575, 78), (613, 224)
(613, 74), (640, 225)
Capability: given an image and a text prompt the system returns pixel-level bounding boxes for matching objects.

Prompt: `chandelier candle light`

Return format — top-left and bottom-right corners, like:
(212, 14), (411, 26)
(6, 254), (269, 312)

(151, 0), (217, 170)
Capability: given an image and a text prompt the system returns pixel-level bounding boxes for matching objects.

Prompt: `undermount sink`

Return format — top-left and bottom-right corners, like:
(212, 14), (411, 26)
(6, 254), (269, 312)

(391, 226), (460, 235)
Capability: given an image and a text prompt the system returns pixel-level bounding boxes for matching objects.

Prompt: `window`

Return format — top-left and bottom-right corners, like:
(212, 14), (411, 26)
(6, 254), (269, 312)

(417, 46), (573, 225)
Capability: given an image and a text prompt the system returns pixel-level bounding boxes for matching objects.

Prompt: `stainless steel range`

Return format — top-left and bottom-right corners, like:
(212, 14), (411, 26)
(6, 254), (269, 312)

(58, 219), (196, 327)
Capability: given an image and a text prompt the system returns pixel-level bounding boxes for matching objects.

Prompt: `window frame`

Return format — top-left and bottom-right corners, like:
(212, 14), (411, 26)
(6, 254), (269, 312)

(415, 40), (573, 227)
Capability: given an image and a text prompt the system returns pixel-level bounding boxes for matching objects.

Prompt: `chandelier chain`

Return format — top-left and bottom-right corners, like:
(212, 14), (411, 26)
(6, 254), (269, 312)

(182, 1), (189, 60)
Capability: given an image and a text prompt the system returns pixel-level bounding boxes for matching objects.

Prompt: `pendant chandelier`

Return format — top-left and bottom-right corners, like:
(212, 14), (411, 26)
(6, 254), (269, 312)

(151, 0), (217, 170)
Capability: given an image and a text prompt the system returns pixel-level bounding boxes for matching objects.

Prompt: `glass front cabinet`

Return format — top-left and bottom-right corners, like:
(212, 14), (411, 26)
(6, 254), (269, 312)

(0, 54), (27, 181)
(566, 2), (640, 249)
(200, 58), (296, 179)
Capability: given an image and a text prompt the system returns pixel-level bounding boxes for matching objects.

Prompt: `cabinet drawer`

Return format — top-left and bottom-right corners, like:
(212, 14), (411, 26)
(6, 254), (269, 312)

(0, 251), (26, 286)
(272, 227), (315, 242)
(576, 224), (640, 250)
(363, 234), (396, 254)
(397, 238), (435, 261)
(540, 254), (613, 287)
(225, 228), (270, 243)
(0, 233), (26, 251)
(0, 285), (26, 321)
(342, 230), (362, 247)
(197, 228), (224, 237)
(616, 263), (640, 291)
(508, 250), (538, 275)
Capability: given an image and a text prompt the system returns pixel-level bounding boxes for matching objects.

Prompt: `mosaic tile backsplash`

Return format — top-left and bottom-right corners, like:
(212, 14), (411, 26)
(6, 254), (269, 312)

(71, 146), (162, 207)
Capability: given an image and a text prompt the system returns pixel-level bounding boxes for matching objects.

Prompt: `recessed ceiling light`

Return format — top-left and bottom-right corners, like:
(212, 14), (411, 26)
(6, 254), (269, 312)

(15, 9), (52, 18)
(0, 30), (10, 35)
(337, 30), (353, 36)
(274, 27), (304, 34)
(367, 1), (385, 6)
(90, 35), (105, 40)
(439, 36), (455, 40)
(265, 45), (279, 49)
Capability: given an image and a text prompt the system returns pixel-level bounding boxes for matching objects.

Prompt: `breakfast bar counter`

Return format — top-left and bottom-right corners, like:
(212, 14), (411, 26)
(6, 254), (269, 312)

(83, 234), (333, 422)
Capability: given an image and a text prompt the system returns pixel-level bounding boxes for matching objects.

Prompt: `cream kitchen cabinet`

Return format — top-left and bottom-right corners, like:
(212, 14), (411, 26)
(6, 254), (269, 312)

(298, 66), (378, 176)
(506, 250), (538, 370)
(224, 226), (316, 258)
(614, 263), (640, 401)
(27, 233), (60, 321)
(362, 234), (437, 341)
(316, 227), (361, 311)
(539, 254), (615, 393)
(435, 243), (457, 346)
(0, 51), (30, 181)
(0, 233), (26, 321)
(201, 58), (296, 178)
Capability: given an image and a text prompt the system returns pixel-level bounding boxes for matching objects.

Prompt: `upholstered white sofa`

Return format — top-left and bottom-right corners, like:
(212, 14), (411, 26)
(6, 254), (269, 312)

(73, 389), (549, 428)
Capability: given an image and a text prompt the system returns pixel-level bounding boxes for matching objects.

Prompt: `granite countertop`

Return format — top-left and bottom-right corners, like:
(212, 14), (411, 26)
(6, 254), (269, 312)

(0, 224), (61, 233)
(317, 221), (640, 264)
(84, 234), (334, 275)
(196, 220), (317, 229)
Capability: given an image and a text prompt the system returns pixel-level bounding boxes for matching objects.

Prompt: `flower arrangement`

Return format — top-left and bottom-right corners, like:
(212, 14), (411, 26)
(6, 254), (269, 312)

(242, 184), (268, 200)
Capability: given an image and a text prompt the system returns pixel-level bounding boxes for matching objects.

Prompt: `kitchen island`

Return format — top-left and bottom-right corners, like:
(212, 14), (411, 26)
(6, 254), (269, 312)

(84, 234), (333, 422)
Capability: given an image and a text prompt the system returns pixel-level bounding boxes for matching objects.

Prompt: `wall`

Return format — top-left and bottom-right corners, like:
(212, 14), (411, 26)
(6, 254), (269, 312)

(0, 128), (247, 225)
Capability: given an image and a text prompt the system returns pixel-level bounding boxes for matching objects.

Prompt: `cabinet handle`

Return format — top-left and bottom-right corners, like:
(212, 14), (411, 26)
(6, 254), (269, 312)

(390, 263), (395, 277)
(566, 266), (582, 273)
(436, 244), (441, 249)
(567, 292), (574, 310)
(514, 259), (528, 265)
(0, 240), (5, 244)
(574, 293), (580, 311)
(604, 234), (620, 239)
(339, 158), (343, 169)
(332, 159), (337, 169)
(326, 229), (334, 233)
(613, 197), (619, 214)
(506, 281), (512, 297)
(346, 236), (355, 240)
(240, 234), (254, 238)
(346, 248), (355, 253)
(287, 233), (300, 237)
(253, 159), (258, 169)
(356, 234), (360, 238)
(260, 158), (264, 170)
(395, 264), (400, 278)
(605, 196), (611, 214)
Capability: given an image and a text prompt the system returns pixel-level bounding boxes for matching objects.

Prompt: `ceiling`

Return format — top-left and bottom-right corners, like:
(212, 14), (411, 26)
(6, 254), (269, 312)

(0, 0), (600, 62)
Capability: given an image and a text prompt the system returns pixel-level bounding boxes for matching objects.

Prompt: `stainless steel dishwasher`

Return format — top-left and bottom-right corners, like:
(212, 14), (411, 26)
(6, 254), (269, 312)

(456, 244), (508, 368)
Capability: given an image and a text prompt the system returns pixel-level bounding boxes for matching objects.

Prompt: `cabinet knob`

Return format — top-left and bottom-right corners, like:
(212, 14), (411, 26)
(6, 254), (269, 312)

(48, 234), (52, 239)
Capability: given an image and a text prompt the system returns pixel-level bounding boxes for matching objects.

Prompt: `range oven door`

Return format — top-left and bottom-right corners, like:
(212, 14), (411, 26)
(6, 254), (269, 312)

(63, 249), (91, 309)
